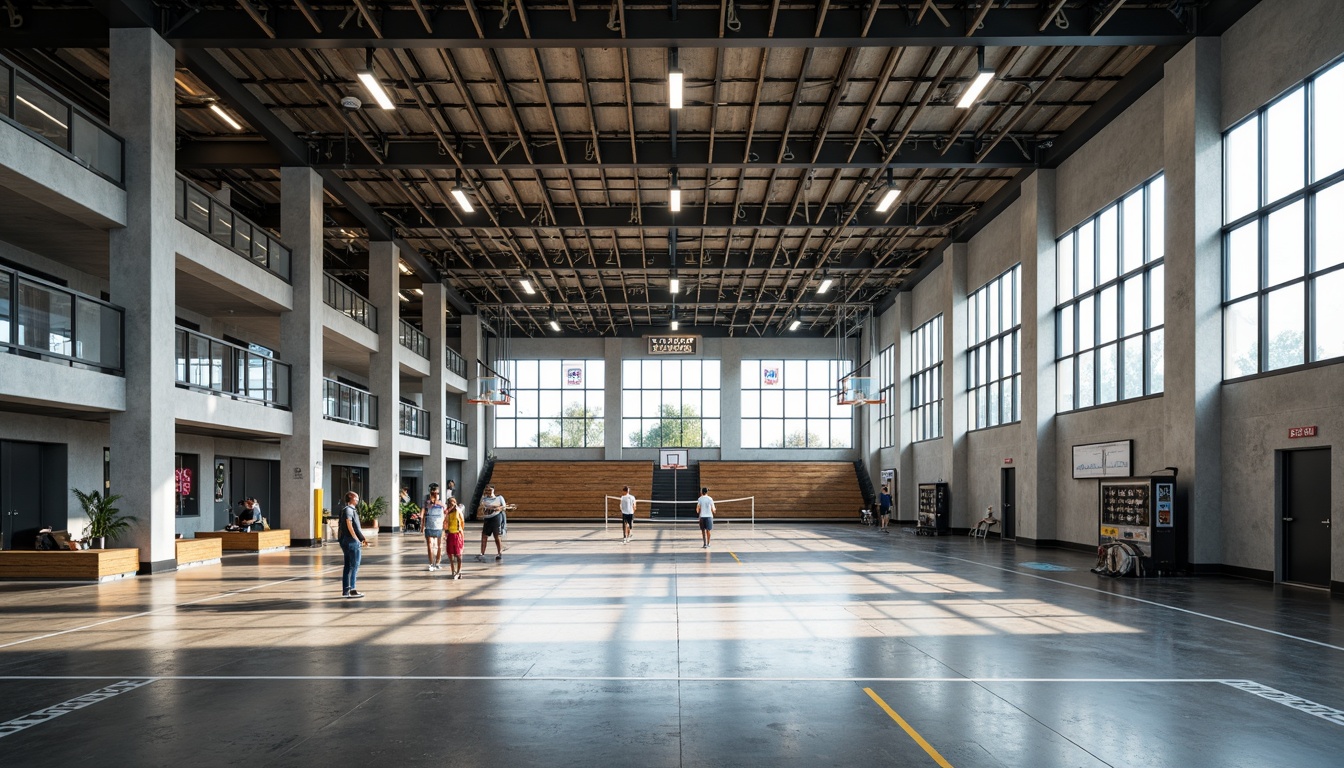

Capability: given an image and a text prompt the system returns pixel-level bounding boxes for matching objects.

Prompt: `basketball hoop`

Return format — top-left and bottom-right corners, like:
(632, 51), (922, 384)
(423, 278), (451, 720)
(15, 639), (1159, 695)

(468, 374), (512, 406)
(659, 449), (687, 470)
(837, 374), (884, 406)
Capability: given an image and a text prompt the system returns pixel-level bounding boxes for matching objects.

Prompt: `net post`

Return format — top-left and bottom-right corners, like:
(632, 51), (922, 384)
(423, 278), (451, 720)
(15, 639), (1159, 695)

(751, 496), (755, 531)
(604, 495), (609, 533)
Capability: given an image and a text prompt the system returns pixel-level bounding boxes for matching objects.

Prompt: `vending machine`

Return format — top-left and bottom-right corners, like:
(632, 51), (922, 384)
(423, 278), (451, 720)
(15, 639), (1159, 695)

(1097, 476), (1184, 575)
(916, 483), (949, 536)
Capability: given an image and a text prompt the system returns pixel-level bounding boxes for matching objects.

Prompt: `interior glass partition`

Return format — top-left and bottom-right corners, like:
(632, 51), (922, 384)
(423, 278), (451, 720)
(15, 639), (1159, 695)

(174, 326), (291, 408)
(0, 265), (123, 373)
(174, 174), (292, 281)
(322, 378), (377, 428)
(0, 55), (124, 183)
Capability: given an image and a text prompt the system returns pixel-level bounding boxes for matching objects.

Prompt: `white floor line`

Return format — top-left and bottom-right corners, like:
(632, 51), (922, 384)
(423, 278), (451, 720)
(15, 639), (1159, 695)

(1223, 680), (1344, 727)
(0, 680), (154, 739)
(932, 552), (1344, 654)
(0, 566), (342, 651)
(0, 674), (1238, 683)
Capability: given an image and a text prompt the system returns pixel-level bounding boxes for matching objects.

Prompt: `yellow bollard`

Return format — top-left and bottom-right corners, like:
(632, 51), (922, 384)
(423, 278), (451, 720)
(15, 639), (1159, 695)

(313, 488), (324, 544)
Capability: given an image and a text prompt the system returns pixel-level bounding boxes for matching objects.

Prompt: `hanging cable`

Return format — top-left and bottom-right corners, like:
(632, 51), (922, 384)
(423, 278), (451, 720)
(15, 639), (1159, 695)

(725, 0), (741, 31)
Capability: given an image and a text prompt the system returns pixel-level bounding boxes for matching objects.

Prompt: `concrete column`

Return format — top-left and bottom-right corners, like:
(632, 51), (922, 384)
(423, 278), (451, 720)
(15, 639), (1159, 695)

(894, 293), (915, 521)
(604, 338), (623, 459)
(369, 240), (401, 530)
(1017, 170), (1059, 545)
(1163, 38), (1224, 568)
(461, 314), (488, 511)
(107, 28), (176, 573)
(942, 243), (970, 528)
(424, 284), (448, 490)
(719, 341), (742, 459)
(278, 168), (324, 546)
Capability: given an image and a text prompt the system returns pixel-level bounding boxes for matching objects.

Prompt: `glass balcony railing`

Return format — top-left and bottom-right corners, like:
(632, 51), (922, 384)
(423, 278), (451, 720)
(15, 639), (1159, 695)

(0, 265), (124, 374)
(323, 273), (377, 331)
(175, 174), (292, 281)
(399, 319), (429, 359)
(446, 416), (467, 447)
(174, 326), (290, 409)
(0, 55), (124, 184)
(399, 402), (430, 439)
(322, 378), (377, 429)
(446, 346), (466, 377)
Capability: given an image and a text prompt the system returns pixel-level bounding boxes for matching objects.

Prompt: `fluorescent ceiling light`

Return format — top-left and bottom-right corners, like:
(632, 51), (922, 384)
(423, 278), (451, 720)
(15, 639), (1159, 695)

(450, 187), (474, 213)
(357, 70), (396, 110)
(670, 320), (680, 331)
(957, 69), (995, 109)
(669, 186), (682, 212)
(549, 319), (561, 332)
(669, 69), (684, 109)
(16, 96), (68, 130)
(817, 278), (833, 294)
(670, 277), (680, 294)
(208, 103), (243, 131)
(789, 318), (802, 331)
(398, 291), (410, 303)
(875, 187), (901, 213)
(398, 260), (413, 275)
(520, 279), (535, 295)
(412, 288), (423, 296)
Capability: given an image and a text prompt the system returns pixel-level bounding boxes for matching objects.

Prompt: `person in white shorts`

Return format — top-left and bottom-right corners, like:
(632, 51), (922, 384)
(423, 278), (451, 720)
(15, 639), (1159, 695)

(619, 486), (636, 543)
(697, 487), (716, 548)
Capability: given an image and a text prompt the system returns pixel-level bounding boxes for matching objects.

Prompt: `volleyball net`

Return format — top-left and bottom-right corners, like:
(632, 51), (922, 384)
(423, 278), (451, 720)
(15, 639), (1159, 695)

(602, 496), (757, 531)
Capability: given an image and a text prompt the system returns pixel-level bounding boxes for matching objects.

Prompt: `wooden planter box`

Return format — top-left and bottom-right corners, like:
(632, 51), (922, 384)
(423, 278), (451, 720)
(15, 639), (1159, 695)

(193, 529), (291, 552)
(175, 537), (223, 566)
(0, 548), (140, 582)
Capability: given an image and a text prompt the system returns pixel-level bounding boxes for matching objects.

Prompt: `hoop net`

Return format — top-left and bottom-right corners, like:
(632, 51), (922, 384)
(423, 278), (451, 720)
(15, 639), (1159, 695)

(603, 495), (757, 531)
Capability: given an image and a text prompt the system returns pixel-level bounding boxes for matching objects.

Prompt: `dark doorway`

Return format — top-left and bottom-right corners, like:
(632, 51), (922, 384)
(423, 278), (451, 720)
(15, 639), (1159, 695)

(1001, 467), (1016, 540)
(228, 458), (281, 528)
(1, 441), (67, 549)
(331, 465), (369, 513)
(1282, 448), (1331, 587)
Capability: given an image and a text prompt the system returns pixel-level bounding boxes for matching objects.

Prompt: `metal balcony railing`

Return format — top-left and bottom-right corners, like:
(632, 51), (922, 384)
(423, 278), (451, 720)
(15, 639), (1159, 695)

(322, 378), (377, 428)
(175, 174), (292, 281)
(399, 319), (429, 359)
(399, 402), (430, 439)
(0, 54), (124, 184)
(174, 326), (291, 409)
(445, 416), (467, 447)
(446, 345), (466, 377)
(0, 265), (124, 374)
(323, 273), (377, 331)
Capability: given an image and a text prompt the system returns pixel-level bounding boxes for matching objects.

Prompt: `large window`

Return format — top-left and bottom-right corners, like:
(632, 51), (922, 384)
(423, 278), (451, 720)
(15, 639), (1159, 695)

(876, 345), (896, 448)
(495, 359), (605, 448)
(967, 264), (1022, 430)
(1223, 59), (1344, 378)
(1056, 174), (1166, 412)
(740, 359), (853, 448)
(622, 359), (720, 447)
(911, 315), (943, 442)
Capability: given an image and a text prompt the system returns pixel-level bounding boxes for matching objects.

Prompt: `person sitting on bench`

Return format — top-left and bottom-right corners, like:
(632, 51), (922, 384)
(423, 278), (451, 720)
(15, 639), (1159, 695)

(236, 498), (261, 532)
(971, 505), (998, 538)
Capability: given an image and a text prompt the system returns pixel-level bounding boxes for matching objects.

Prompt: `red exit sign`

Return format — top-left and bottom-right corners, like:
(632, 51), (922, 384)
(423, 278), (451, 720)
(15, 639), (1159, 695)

(1288, 426), (1318, 439)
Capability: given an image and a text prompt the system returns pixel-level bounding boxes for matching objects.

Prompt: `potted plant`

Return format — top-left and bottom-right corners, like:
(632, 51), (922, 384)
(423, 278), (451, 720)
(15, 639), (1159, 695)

(357, 496), (387, 536)
(400, 500), (423, 531)
(73, 489), (136, 549)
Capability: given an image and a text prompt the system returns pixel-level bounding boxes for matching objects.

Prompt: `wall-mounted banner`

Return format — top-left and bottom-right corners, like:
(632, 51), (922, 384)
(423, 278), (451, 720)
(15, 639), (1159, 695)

(1072, 439), (1133, 479)
(763, 367), (780, 386)
(647, 335), (700, 355)
(566, 366), (584, 386)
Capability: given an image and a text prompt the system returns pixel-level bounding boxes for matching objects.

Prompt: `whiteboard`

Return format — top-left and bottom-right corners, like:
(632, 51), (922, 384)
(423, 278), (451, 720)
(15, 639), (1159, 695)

(1072, 440), (1132, 478)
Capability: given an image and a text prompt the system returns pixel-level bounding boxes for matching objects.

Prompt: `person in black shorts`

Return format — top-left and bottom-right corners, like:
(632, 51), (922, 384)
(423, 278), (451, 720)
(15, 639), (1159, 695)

(477, 485), (506, 563)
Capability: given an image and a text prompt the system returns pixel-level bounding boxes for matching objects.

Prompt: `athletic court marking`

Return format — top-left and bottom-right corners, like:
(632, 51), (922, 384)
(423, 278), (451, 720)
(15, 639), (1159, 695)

(864, 687), (955, 768)
(0, 680), (154, 739)
(1221, 680), (1344, 727)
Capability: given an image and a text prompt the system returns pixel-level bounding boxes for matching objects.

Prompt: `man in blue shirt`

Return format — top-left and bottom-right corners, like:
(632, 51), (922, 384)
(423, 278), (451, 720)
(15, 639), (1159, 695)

(879, 484), (893, 534)
(338, 491), (367, 598)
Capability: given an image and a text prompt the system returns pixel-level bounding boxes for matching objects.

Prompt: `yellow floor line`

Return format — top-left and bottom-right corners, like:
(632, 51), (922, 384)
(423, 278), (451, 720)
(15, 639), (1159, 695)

(863, 687), (955, 768)
(729, 551), (742, 564)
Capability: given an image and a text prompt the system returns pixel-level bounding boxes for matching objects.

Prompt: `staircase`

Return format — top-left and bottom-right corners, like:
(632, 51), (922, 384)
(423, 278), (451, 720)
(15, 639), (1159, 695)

(651, 463), (700, 518)
(854, 460), (877, 509)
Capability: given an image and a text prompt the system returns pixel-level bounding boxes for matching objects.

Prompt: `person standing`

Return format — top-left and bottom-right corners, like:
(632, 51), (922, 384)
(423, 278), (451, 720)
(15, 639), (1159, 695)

(619, 485), (636, 543)
(878, 484), (893, 534)
(445, 479), (456, 500)
(697, 486), (716, 549)
(445, 497), (466, 579)
(338, 491), (367, 598)
(422, 488), (447, 571)
(477, 485), (506, 563)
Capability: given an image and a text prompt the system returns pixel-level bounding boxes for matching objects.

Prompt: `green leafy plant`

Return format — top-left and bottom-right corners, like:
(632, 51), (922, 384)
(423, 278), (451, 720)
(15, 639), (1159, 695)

(73, 489), (136, 544)
(356, 496), (387, 527)
(400, 500), (422, 526)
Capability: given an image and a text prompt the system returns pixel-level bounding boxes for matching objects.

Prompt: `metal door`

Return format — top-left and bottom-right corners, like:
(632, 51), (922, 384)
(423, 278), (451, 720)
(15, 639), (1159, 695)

(1282, 448), (1331, 587)
(1, 441), (44, 549)
(1001, 468), (1016, 540)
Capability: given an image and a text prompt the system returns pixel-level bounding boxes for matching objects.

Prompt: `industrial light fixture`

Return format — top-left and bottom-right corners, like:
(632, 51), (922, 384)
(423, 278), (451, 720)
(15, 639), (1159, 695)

(668, 48), (684, 109)
(669, 168), (682, 212)
(956, 47), (995, 110)
(548, 309), (561, 332)
(520, 278), (535, 295)
(397, 260), (413, 275)
(875, 168), (901, 213)
(789, 313), (802, 332)
(450, 170), (474, 213)
(670, 306), (679, 331)
(670, 274), (680, 294)
(411, 287), (424, 296)
(208, 102), (243, 132)
(357, 48), (396, 110)
(817, 277), (834, 294)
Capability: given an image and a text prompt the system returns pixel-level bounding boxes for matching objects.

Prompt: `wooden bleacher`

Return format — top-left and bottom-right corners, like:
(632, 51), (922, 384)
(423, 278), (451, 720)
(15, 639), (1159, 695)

(484, 461), (652, 519)
(698, 461), (865, 519)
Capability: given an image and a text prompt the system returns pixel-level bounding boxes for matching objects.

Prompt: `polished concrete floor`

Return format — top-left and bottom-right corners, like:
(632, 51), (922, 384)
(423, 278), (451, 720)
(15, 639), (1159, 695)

(0, 522), (1341, 767)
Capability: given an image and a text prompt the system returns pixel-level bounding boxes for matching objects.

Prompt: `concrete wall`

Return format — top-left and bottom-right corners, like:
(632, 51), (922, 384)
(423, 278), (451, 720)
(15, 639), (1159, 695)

(1221, 0), (1344, 128)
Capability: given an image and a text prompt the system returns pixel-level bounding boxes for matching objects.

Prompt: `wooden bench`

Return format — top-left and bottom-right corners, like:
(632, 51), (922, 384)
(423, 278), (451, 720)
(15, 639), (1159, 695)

(193, 529), (291, 552)
(485, 461), (652, 519)
(175, 537), (223, 566)
(698, 461), (865, 519)
(0, 548), (140, 581)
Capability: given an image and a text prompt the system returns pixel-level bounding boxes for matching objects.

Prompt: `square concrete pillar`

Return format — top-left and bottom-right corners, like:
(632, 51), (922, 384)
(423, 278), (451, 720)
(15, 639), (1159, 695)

(369, 240), (401, 529)
(1017, 170), (1059, 544)
(108, 28), (177, 573)
(1163, 38), (1224, 567)
(603, 337), (623, 459)
(941, 243), (971, 528)
(424, 284), (449, 490)
(719, 341), (743, 460)
(279, 167), (323, 546)
(461, 314), (488, 510)
(894, 293), (915, 521)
